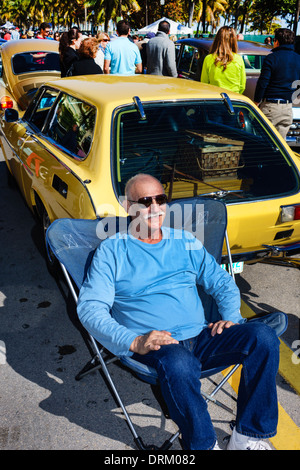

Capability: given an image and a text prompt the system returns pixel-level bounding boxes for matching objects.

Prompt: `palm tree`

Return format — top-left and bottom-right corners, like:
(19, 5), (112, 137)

(195, 0), (228, 34)
(88, 0), (141, 32)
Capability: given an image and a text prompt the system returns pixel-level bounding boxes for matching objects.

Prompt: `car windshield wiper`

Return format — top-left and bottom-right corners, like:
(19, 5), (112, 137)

(201, 190), (244, 199)
(221, 92), (235, 115)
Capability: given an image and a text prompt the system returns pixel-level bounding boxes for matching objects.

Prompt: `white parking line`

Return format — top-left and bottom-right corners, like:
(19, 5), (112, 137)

(0, 340), (6, 365)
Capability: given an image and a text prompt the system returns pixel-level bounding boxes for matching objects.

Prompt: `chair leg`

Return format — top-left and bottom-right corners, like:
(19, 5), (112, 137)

(75, 354), (118, 381)
(78, 334), (179, 450)
(202, 364), (240, 414)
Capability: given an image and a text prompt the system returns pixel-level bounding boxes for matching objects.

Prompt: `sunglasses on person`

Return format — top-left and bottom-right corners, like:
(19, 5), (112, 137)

(128, 194), (168, 208)
(102, 39), (110, 42)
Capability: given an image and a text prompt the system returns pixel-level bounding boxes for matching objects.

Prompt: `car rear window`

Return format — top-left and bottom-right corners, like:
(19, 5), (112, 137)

(12, 51), (60, 74)
(113, 100), (299, 204)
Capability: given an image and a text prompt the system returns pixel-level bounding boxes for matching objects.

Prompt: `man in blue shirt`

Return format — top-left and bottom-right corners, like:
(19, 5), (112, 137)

(104, 20), (142, 75)
(77, 173), (279, 450)
(254, 28), (300, 139)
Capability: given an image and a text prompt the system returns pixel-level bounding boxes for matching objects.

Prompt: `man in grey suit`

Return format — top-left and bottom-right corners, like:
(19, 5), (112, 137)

(146, 20), (177, 77)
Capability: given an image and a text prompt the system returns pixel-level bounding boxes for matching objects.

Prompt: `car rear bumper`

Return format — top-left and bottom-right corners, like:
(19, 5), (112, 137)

(223, 241), (300, 264)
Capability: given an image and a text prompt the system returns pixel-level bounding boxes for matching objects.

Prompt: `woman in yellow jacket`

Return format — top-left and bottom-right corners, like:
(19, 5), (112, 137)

(201, 26), (246, 94)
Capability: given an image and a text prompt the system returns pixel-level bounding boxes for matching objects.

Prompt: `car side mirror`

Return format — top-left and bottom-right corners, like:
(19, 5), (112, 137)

(4, 108), (19, 122)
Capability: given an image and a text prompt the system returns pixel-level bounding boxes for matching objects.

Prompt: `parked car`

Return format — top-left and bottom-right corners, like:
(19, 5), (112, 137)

(0, 39), (60, 112)
(1, 75), (300, 271)
(176, 38), (272, 101)
(176, 38), (300, 148)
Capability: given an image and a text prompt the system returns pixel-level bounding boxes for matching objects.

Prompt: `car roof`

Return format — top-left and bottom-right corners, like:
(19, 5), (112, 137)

(176, 38), (272, 55)
(44, 74), (252, 108)
(1, 38), (59, 57)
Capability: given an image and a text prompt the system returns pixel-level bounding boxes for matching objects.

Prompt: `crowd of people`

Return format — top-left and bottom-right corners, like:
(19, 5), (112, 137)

(57, 19), (179, 77)
(2, 19), (299, 154)
(9, 19), (297, 144)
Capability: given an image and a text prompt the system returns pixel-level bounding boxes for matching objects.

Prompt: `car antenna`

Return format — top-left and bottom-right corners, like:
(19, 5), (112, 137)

(133, 96), (147, 120)
(221, 92), (235, 115)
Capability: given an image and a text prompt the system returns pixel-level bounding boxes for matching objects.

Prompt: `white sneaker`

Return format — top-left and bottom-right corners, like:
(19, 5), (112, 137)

(227, 427), (272, 450)
(212, 441), (221, 450)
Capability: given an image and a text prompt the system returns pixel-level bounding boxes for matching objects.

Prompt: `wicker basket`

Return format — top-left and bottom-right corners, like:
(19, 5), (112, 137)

(180, 132), (244, 181)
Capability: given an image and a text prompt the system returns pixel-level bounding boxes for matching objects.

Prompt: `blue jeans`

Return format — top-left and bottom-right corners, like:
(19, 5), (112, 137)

(133, 322), (280, 450)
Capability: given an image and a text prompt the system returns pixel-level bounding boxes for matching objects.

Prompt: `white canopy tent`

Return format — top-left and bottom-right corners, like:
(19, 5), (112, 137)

(137, 17), (193, 36)
(1, 21), (14, 29)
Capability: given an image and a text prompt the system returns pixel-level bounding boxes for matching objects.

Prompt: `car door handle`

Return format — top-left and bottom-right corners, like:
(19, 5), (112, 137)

(52, 174), (68, 199)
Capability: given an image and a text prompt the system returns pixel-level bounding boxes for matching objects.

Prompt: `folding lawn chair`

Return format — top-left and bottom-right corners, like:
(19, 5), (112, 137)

(46, 196), (287, 450)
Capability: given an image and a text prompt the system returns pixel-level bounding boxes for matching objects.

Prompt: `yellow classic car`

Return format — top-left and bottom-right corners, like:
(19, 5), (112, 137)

(1, 75), (300, 270)
(0, 39), (60, 112)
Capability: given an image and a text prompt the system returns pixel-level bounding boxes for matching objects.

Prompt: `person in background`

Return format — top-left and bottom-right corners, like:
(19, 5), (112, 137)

(130, 34), (139, 45)
(264, 36), (273, 46)
(70, 37), (103, 76)
(59, 27), (82, 77)
(146, 20), (177, 77)
(254, 28), (300, 140)
(104, 20), (142, 75)
(201, 26), (246, 94)
(137, 32), (155, 72)
(3, 29), (11, 40)
(36, 22), (51, 39)
(11, 27), (20, 40)
(95, 32), (110, 70)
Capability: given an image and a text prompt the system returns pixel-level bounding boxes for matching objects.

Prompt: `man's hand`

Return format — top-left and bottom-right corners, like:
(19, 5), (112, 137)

(130, 330), (179, 355)
(208, 320), (236, 337)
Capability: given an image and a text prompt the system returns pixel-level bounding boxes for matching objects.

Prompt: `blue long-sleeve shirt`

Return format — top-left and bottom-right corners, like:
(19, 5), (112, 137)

(77, 227), (242, 357)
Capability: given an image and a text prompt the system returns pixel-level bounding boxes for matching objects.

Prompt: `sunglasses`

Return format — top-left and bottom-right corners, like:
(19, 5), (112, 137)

(102, 39), (110, 42)
(128, 194), (167, 208)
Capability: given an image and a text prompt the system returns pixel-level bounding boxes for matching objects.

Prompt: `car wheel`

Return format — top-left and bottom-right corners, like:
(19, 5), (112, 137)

(6, 165), (16, 188)
(42, 208), (60, 276)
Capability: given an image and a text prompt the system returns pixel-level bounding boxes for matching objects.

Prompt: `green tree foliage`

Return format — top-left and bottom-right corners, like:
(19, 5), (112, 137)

(0, 0), (299, 33)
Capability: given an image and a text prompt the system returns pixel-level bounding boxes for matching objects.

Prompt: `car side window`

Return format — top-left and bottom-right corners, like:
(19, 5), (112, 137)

(178, 46), (206, 81)
(45, 93), (96, 160)
(178, 45), (195, 74)
(242, 55), (265, 71)
(28, 88), (60, 132)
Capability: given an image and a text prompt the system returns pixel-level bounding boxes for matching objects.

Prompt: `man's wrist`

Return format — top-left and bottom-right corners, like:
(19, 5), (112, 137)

(129, 335), (142, 353)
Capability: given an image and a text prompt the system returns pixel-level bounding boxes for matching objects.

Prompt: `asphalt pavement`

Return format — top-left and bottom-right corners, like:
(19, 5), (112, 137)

(0, 152), (299, 452)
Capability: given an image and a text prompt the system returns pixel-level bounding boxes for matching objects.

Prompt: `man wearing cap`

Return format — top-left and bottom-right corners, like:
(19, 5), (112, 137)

(146, 20), (177, 77)
(137, 32), (155, 71)
(254, 28), (300, 139)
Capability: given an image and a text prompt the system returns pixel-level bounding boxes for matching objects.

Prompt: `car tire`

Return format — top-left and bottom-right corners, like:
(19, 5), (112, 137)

(42, 208), (60, 276)
(6, 165), (16, 188)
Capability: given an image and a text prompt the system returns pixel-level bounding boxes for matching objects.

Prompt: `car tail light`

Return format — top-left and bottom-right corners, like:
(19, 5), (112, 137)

(238, 111), (245, 128)
(281, 204), (300, 222)
(0, 96), (14, 109)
